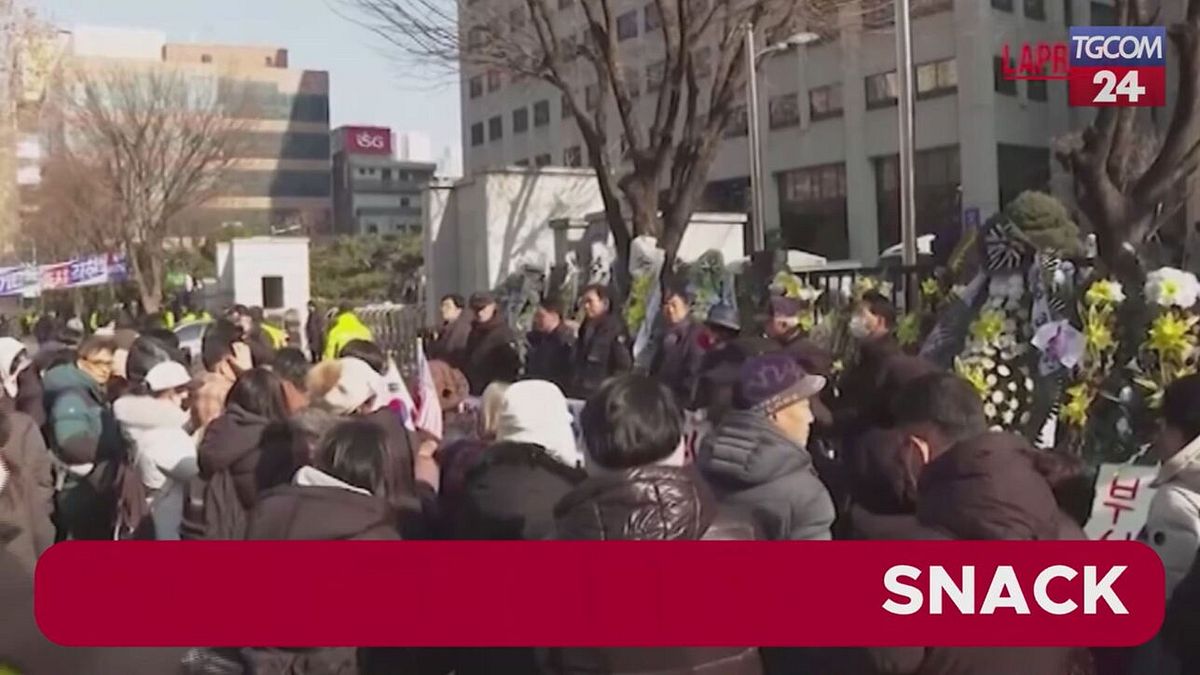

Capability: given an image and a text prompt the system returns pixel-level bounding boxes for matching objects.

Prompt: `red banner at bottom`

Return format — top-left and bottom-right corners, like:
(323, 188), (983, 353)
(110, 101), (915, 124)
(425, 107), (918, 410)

(35, 541), (1163, 647)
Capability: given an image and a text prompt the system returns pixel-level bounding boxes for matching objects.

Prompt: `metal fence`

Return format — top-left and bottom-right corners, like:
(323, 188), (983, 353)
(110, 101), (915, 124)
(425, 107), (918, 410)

(355, 304), (426, 375)
(793, 264), (933, 314)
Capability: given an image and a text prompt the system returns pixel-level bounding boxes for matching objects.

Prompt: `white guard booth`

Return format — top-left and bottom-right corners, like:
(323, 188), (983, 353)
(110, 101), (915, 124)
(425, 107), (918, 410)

(213, 237), (311, 324)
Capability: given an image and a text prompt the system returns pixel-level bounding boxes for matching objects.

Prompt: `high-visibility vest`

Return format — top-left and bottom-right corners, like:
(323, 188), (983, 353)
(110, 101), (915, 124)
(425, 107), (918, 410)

(323, 312), (373, 360)
(261, 322), (287, 349)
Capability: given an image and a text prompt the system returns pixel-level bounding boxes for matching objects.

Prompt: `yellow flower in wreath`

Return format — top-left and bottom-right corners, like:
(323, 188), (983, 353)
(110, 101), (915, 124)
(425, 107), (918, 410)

(969, 310), (1005, 345)
(954, 359), (988, 399)
(1147, 313), (1198, 362)
(1084, 316), (1115, 353)
(1061, 384), (1093, 428)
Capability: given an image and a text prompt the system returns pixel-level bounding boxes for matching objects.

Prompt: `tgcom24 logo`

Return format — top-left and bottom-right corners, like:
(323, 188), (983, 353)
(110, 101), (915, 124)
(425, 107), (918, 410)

(1002, 26), (1166, 107)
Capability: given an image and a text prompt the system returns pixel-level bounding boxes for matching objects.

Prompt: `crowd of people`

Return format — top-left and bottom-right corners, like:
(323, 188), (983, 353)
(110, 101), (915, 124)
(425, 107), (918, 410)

(0, 283), (1198, 675)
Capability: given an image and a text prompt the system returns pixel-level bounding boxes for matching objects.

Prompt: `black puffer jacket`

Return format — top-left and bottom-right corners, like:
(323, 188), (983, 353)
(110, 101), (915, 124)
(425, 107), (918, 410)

(247, 479), (401, 541)
(465, 316), (521, 395)
(198, 404), (295, 510)
(650, 319), (706, 409)
(572, 313), (632, 399)
(525, 326), (576, 392)
(452, 442), (585, 540)
(697, 411), (835, 541)
(834, 336), (935, 441)
(550, 464), (760, 675)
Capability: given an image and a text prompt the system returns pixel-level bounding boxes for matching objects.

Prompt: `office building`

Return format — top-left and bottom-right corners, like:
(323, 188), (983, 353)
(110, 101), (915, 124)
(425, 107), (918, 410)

(459, 0), (1133, 263)
(332, 125), (437, 235)
(45, 27), (332, 234)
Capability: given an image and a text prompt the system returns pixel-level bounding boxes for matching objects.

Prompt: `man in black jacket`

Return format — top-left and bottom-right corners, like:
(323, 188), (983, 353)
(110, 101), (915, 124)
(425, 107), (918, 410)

(524, 297), (575, 391)
(463, 292), (520, 395)
(836, 291), (934, 442)
(430, 294), (473, 370)
(571, 284), (632, 400)
(765, 296), (832, 378)
(649, 287), (706, 409)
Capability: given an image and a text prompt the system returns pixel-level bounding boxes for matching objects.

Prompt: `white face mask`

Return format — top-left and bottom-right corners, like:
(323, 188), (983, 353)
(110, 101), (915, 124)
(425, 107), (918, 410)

(848, 314), (873, 340)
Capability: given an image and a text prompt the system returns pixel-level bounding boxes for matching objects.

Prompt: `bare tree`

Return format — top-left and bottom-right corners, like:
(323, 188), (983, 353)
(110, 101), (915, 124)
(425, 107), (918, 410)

(1057, 0), (1200, 282)
(38, 65), (249, 312)
(348, 0), (813, 283)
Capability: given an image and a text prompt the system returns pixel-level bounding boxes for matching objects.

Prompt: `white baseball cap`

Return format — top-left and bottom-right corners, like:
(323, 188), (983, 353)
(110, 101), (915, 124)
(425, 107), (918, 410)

(145, 361), (192, 393)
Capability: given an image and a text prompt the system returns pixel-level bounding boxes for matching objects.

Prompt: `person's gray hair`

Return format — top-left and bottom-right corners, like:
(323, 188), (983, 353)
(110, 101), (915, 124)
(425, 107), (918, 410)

(291, 406), (341, 463)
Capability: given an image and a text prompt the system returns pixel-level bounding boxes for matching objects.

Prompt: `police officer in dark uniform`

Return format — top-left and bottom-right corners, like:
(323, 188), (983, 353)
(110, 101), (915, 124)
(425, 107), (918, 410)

(571, 284), (632, 399)
(463, 291), (521, 395)
(524, 297), (575, 391)
(649, 287), (706, 409)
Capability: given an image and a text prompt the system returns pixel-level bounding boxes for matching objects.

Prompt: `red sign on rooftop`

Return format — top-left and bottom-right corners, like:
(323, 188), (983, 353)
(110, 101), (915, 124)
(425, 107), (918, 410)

(343, 126), (392, 156)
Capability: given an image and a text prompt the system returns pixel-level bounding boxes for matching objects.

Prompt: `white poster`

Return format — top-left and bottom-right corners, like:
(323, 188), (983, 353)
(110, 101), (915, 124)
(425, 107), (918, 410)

(1084, 464), (1159, 541)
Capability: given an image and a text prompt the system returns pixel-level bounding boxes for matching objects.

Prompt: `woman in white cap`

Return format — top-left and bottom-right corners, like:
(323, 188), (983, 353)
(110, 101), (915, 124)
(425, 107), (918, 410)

(0, 336), (44, 425)
(113, 337), (198, 540)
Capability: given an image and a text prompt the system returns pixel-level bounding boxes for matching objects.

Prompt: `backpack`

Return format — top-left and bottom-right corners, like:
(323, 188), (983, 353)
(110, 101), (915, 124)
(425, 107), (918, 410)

(180, 471), (247, 540)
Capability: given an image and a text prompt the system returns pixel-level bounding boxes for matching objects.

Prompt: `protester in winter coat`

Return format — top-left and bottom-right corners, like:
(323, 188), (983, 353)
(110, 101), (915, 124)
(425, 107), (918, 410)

(194, 320), (253, 430)
(198, 368), (296, 510)
(244, 419), (404, 675)
(273, 347), (312, 411)
(249, 418), (404, 540)
(437, 381), (508, 533)
(649, 287), (707, 409)
(43, 335), (124, 540)
(452, 380), (585, 541)
(851, 432), (1081, 675)
(431, 294), (473, 370)
(572, 284), (632, 399)
(464, 292), (520, 395)
(322, 306), (374, 361)
(815, 372), (1084, 675)
(695, 335), (776, 427)
(764, 296), (832, 378)
(0, 405), (53, 571)
(524, 297), (575, 392)
(550, 374), (760, 675)
(697, 353), (835, 541)
(114, 338), (199, 540)
(835, 291), (935, 439)
(838, 428), (927, 541)
(1140, 373), (1200, 598)
(0, 338), (44, 426)
(309, 355), (427, 500)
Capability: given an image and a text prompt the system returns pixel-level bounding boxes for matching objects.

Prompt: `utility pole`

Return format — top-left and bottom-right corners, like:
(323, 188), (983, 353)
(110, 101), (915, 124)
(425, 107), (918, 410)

(895, 0), (918, 267)
(744, 23), (766, 254)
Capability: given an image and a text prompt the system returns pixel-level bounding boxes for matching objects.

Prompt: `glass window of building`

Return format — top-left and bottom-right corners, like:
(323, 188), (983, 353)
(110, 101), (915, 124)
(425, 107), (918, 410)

(488, 115), (503, 141)
(809, 84), (844, 120)
(769, 93), (800, 129)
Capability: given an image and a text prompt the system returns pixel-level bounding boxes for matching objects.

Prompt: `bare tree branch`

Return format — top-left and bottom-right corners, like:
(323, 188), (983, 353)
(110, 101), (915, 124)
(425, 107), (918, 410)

(32, 64), (250, 311)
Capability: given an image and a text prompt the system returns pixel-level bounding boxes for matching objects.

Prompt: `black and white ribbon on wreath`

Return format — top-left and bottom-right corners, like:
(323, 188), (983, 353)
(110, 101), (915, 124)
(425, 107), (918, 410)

(982, 216), (1036, 273)
(1029, 253), (1073, 378)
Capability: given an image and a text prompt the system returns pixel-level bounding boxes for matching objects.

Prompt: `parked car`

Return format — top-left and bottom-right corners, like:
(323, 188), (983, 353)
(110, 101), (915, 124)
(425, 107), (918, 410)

(174, 319), (212, 370)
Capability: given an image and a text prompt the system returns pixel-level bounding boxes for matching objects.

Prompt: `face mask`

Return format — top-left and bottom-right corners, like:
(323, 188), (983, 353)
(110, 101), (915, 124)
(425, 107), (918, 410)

(848, 315), (873, 339)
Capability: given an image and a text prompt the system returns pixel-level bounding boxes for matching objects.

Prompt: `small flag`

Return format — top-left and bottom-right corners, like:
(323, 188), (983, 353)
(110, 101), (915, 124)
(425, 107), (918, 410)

(381, 355), (417, 432)
(414, 338), (445, 440)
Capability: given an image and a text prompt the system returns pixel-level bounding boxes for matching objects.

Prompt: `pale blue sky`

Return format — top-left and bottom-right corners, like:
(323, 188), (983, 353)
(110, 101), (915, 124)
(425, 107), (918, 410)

(34, 0), (462, 171)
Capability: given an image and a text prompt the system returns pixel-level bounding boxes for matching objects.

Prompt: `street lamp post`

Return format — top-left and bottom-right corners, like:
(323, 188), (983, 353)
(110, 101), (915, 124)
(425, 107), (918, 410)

(744, 25), (766, 253)
(895, 0), (918, 267)
(744, 26), (820, 254)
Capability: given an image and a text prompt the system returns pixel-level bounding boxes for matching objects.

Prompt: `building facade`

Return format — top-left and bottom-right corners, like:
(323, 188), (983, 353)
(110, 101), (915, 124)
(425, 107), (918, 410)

(459, 0), (1131, 264)
(40, 28), (332, 235)
(332, 125), (436, 235)
(161, 43), (332, 234)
